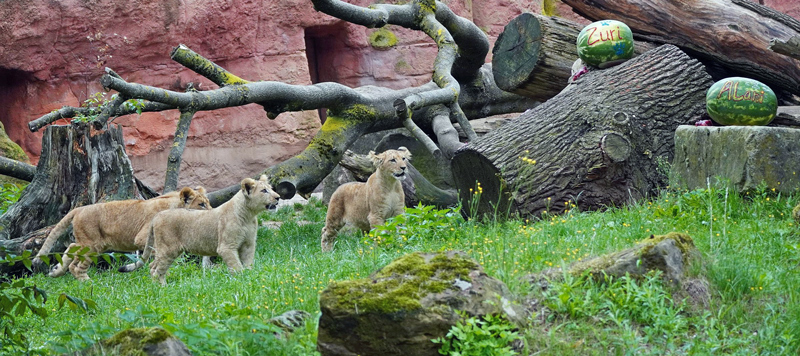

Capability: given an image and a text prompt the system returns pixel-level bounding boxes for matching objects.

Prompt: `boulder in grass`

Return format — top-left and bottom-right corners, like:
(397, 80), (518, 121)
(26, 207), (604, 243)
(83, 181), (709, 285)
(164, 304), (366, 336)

(532, 232), (698, 288)
(74, 327), (192, 356)
(317, 251), (525, 356)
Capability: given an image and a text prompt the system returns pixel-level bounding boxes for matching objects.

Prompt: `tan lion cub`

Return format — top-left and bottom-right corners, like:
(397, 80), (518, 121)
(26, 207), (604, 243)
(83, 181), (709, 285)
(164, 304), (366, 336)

(33, 187), (211, 281)
(146, 175), (280, 285)
(321, 147), (411, 252)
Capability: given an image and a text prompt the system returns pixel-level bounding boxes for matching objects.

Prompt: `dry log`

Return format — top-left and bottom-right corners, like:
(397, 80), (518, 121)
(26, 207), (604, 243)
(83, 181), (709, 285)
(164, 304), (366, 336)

(561, 0), (800, 99)
(451, 45), (712, 218)
(491, 13), (584, 101)
(0, 156), (35, 182)
(492, 13), (656, 101)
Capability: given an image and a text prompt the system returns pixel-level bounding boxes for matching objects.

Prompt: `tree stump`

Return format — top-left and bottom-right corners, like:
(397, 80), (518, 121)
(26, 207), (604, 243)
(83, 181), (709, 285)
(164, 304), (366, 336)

(451, 45), (713, 218)
(0, 124), (151, 260)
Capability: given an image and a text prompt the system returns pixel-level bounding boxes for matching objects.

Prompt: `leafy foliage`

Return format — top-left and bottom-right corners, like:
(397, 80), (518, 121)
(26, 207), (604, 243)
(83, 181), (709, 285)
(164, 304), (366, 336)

(363, 203), (464, 250)
(0, 183), (24, 215)
(432, 311), (521, 356)
(0, 254), (95, 355)
(68, 92), (145, 124)
(48, 304), (315, 355)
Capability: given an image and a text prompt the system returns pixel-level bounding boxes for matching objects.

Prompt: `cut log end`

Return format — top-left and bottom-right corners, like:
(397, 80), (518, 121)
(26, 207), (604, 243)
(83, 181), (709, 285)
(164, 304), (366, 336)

(492, 13), (544, 93)
(600, 133), (631, 163)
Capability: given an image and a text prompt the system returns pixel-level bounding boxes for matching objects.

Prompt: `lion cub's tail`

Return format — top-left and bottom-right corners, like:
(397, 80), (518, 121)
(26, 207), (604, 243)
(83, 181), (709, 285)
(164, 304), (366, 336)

(32, 208), (80, 269)
(118, 221), (155, 273)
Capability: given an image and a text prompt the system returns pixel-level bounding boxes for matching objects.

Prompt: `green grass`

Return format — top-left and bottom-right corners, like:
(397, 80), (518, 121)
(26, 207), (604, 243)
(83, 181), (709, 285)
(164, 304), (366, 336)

(5, 183), (800, 355)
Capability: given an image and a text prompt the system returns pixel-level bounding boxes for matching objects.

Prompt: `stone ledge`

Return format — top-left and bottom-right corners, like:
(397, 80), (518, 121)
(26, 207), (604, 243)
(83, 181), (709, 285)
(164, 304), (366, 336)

(672, 125), (800, 192)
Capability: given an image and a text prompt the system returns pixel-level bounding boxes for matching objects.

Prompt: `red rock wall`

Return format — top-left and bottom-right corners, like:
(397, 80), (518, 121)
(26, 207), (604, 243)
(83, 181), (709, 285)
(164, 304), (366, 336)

(0, 0), (797, 191)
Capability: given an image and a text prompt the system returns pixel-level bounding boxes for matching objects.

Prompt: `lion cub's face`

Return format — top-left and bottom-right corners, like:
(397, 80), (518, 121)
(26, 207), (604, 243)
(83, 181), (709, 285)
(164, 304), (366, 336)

(370, 147), (412, 181)
(241, 175), (280, 211)
(180, 186), (212, 210)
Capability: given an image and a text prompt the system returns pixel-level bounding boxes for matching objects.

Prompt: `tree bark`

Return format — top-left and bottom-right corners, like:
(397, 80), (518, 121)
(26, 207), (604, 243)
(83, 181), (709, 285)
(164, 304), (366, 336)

(770, 35), (800, 61)
(492, 13), (657, 101)
(0, 124), (146, 249)
(451, 45), (713, 219)
(561, 0), (800, 99)
(773, 106), (800, 127)
(492, 13), (580, 101)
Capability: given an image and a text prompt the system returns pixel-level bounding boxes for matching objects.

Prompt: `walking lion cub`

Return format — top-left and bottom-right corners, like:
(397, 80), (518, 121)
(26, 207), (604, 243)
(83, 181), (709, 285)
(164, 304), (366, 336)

(145, 175), (280, 285)
(33, 187), (211, 281)
(321, 147), (411, 252)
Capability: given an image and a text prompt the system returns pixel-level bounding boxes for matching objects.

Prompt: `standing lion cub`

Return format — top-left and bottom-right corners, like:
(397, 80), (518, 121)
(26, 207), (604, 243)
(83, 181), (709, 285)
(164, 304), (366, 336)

(321, 147), (411, 252)
(145, 175), (280, 285)
(33, 187), (211, 281)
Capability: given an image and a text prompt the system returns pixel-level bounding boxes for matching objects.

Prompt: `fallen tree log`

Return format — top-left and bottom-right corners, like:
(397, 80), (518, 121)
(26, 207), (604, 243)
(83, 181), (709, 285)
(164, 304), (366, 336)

(561, 0), (800, 99)
(0, 156), (35, 182)
(451, 45), (712, 218)
(492, 12), (656, 101)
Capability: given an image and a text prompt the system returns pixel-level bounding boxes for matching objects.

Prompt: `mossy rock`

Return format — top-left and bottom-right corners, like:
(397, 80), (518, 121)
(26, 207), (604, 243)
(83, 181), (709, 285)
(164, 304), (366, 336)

(0, 121), (28, 163)
(534, 232), (698, 287)
(75, 327), (192, 356)
(672, 126), (800, 194)
(0, 121), (30, 186)
(317, 251), (525, 356)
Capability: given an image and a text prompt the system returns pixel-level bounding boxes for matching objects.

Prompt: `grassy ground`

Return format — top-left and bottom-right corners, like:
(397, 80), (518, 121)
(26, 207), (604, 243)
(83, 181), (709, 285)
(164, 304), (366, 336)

(4, 182), (800, 355)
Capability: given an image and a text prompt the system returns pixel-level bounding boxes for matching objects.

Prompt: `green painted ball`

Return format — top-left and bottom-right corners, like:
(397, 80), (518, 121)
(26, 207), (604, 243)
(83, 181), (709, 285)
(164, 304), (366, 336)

(576, 20), (634, 68)
(706, 77), (778, 126)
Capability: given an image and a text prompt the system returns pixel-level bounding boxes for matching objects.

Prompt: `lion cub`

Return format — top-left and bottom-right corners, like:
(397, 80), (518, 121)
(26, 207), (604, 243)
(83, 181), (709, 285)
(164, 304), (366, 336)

(146, 175), (280, 285)
(33, 187), (211, 281)
(321, 147), (411, 252)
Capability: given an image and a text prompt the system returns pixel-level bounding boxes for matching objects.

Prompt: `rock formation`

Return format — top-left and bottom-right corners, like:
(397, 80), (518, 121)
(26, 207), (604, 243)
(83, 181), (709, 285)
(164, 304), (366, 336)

(317, 250), (525, 356)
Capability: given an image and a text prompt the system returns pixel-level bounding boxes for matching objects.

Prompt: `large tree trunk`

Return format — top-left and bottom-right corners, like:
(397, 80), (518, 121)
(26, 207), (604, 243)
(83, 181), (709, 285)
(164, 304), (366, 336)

(491, 13), (584, 101)
(561, 0), (800, 99)
(491, 13), (656, 101)
(0, 124), (153, 263)
(451, 45), (713, 218)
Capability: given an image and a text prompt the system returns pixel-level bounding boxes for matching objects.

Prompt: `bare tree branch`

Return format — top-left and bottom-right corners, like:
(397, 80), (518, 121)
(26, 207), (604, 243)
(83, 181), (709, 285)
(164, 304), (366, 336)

(28, 101), (173, 132)
(170, 44), (250, 87)
(163, 110), (196, 193)
(0, 156), (35, 182)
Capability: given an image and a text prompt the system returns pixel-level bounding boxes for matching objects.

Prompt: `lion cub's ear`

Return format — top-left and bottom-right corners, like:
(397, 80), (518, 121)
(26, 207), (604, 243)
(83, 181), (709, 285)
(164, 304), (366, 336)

(258, 175), (269, 182)
(179, 187), (197, 204)
(194, 186), (207, 195)
(241, 178), (257, 195)
(368, 150), (382, 168)
(397, 146), (412, 160)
